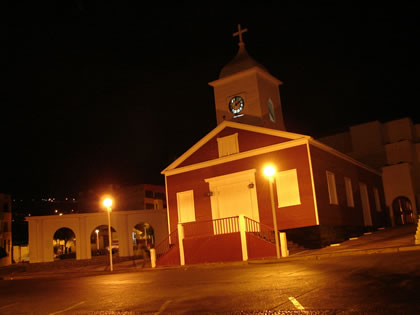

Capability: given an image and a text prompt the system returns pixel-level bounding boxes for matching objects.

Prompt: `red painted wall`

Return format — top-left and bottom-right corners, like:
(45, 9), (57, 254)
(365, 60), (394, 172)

(178, 127), (291, 168)
(156, 245), (180, 267)
(309, 144), (386, 227)
(166, 144), (317, 233)
(183, 233), (242, 264)
(246, 233), (276, 260)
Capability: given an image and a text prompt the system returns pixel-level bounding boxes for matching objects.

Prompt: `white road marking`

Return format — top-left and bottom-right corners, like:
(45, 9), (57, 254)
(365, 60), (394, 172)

(154, 299), (172, 315)
(0, 303), (17, 310)
(289, 296), (305, 310)
(48, 301), (85, 315)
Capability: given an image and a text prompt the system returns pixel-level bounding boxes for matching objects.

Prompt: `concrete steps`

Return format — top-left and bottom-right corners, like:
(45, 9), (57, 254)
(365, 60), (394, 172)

(287, 240), (306, 255)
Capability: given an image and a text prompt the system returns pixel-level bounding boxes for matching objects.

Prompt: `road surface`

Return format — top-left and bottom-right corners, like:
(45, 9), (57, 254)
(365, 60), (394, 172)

(0, 251), (419, 314)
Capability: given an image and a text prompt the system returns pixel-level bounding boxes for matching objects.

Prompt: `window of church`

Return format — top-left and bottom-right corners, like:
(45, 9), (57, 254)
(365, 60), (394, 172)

(268, 98), (275, 122)
(344, 177), (354, 207)
(176, 190), (196, 223)
(326, 171), (339, 205)
(373, 187), (382, 212)
(275, 169), (301, 207)
(217, 133), (239, 157)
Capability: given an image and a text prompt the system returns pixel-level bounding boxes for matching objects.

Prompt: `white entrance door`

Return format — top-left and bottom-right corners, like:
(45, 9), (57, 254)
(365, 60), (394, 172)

(205, 169), (260, 222)
(215, 181), (255, 219)
(359, 183), (373, 226)
(176, 190), (196, 223)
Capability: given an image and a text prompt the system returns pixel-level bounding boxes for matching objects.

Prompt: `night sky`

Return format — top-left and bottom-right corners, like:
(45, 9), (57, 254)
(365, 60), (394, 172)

(5, 1), (419, 198)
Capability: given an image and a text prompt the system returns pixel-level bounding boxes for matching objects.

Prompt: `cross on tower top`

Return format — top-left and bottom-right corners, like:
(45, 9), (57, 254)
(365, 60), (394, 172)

(233, 24), (248, 46)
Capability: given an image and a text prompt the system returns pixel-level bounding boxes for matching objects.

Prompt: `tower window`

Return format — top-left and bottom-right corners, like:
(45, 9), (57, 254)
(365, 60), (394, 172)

(268, 98), (275, 122)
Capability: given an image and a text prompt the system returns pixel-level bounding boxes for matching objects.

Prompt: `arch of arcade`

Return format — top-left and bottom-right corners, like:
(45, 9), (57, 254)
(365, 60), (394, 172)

(26, 209), (168, 263)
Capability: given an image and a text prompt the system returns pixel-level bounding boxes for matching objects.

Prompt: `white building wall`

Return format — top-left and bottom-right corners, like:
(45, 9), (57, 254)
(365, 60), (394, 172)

(385, 140), (415, 165)
(382, 163), (418, 222)
(26, 209), (168, 263)
(383, 117), (414, 143)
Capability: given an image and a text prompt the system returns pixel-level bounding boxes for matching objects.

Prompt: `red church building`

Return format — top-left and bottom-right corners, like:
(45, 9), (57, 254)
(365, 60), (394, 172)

(156, 25), (387, 266)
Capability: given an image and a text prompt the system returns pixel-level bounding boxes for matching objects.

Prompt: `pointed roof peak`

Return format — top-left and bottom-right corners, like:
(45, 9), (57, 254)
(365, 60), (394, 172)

(219, 25), (268, 79)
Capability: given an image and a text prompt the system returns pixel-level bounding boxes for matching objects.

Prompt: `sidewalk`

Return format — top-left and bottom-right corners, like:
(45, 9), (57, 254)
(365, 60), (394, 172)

(1, 225), (419, 279)
(250, 224), (420, 264)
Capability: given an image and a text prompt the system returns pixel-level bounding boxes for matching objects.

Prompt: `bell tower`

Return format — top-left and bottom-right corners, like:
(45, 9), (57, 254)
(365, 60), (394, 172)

(209, 25), (286, 131)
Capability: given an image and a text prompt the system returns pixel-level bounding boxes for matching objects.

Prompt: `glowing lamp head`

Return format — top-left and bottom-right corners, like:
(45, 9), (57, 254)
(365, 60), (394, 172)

(264, 165), (276, 178)
(103, 198), (113, 208)
(95, 229), (99, 234)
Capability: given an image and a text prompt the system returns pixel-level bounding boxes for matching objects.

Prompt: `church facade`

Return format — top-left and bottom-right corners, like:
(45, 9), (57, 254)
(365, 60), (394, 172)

(158, 26), (387, 265)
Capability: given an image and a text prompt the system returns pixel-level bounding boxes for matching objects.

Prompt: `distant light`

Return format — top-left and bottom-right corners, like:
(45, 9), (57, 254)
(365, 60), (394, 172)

(65, 197), (68, 201)
(28, 214), (31, 216)
(55, 209), (58, 213)
(59, 213), (63, 216)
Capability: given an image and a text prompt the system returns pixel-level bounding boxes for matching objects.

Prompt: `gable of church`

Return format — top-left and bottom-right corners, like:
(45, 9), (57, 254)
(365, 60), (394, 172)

(162, 121), (311, 173)
(178, 127), (290, 168)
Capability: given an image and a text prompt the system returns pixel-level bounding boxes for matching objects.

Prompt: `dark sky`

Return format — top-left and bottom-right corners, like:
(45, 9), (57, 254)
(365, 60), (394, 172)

(5, 1), (419, 198)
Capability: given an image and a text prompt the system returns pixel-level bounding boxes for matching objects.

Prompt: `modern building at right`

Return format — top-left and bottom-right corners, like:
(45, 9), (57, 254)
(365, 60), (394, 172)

(318, 117), (420, 225)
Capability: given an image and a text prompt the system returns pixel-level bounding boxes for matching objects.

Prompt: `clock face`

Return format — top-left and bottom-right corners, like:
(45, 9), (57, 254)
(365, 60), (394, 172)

(229, 96), (244, 114)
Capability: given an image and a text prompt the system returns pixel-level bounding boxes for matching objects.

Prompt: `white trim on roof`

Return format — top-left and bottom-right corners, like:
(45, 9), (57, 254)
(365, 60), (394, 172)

(162, 121), (311, 173)
(308, 139), (382, 176)
(163, 138), (309, 176)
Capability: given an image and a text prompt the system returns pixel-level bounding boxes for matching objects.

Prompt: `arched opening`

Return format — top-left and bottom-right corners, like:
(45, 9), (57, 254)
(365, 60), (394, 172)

(392, 196), (414, 225)
(132, 222), (155, 258)
(53, 227), (76, 260)
(90, 225), (119, 257)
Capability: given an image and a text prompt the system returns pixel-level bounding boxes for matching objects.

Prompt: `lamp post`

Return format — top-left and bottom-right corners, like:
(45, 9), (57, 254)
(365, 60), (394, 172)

(103, 198), (113, 271)
(95, 229), (99, 250)
(264, 165), (281, 259)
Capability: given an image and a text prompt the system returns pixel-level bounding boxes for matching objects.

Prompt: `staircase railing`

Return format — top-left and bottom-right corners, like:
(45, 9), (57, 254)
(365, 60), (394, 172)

(183, 216), (240, 238)
(244, 217), (276, 245)
(155, 228), (178, 259)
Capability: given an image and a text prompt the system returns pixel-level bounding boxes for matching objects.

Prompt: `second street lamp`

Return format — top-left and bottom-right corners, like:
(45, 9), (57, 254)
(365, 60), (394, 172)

(103, 198), (113, 271)
(264, 165), (281, 259)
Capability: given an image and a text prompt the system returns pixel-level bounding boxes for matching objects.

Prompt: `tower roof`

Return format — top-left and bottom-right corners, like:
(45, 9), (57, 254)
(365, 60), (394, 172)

(219, 24), (268, 79)
(219, 44), (268, 79)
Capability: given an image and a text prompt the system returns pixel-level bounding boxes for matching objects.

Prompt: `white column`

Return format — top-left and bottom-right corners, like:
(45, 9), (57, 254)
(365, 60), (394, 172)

(177, 223), (185, 266)
(280, 232), (289, 257)
(78, 216), (88, 260)
(415, 219), (420, 245)
(150, 248), (156, 268)
(238, 215), (248, 261)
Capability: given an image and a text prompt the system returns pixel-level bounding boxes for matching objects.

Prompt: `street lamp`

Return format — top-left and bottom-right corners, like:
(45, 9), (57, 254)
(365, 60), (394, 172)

(95, 229), (99, 250)
(103, 197), (113, 271)
(264, 165), (281, 259)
